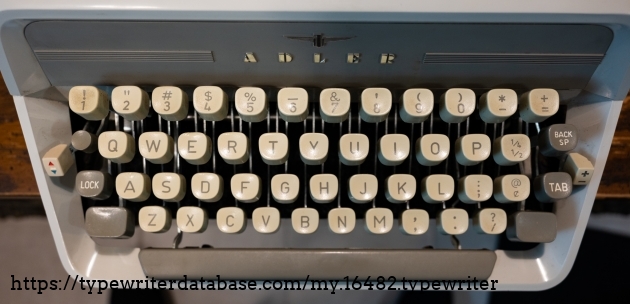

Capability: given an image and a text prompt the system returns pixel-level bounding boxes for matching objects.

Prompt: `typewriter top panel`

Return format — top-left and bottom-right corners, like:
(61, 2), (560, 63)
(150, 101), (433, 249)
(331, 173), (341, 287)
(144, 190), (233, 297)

(24, 21), (612, 89)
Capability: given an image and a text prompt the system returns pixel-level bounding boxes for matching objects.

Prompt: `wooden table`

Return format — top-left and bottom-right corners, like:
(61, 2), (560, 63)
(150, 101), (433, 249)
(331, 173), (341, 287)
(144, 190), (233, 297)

(0, 76), (628, 199)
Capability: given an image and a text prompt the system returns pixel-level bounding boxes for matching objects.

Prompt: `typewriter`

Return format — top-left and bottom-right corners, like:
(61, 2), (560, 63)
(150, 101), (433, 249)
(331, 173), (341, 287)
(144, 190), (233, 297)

(1, 0), (629, 291)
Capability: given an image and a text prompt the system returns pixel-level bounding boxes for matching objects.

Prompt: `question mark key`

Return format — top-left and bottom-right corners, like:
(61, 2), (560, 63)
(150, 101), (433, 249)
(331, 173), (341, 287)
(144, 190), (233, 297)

(473, 208), (507, 234)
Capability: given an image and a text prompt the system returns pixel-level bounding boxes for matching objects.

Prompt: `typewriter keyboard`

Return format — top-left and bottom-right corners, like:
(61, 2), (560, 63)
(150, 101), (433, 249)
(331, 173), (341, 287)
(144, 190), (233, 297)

(45, 85), (594, 245)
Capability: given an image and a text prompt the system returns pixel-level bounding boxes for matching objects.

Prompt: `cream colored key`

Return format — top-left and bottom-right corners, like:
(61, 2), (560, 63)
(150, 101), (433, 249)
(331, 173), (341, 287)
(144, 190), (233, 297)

(139, 206), (171, 233)
(111, 86), (150, 120)
(437, 208), (468, 235)
(69, 86), (110, 120)
(378, 134), (409, 166)
(217, 132), (249, 164)
(494, 174), (530, 203)
(348, 174), (378, 203)
(310, 174), (338, 203)
(320, 88), (351, 123)
(360, 88), (392, 123)
(439, 88), (475, 123)
(116, 172), (151, 202)
(193, 86), (228, 121)
(259, 133), (289, 165)
(253, 207), (280, 233)
(458, 174), (493, 204)
(415, 134), (449, 166)
(385, 174), (416, 203)
(421, 174), (455, 203)
(562, 152), (595, 185)
(519, 89), (559, 123)
(138, 132), (173, 164)
(98, 131), (135, 163)
(328, 208), (356, 234)
(231, 173), (261, 203)
(271, 174), (299, 203)
(479, 89), (518, 123)
(235, 87), (267, 122)
(217, 207), (246, 233)
(292, 208), (319, 234)
(177, 206), (208, 233)
(493, 134), (531, 166)
(42, 144), (74, 176)
(152, 86), (189, 121)
(399, 209), (429, 235)
(455, 134), (491, 166)
(339, 133), (369, 166)
(365, 208), (393, 234)
(178, 132), (212, 165)
(400, 89), (434, 123)
(191, 173), (223, 202)
(299, 133), (328, 165)
(473, 208), (507, 234)
(278, 87), (309, 122)
(152, 173), (186, 202)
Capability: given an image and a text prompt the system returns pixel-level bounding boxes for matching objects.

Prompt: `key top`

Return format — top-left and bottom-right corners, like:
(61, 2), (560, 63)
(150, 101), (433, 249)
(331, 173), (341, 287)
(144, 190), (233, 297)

(139, 206), (171, 233)
(378, 134), (410, 166)
(253, 207), (280, 234)
(478, 89), (518, 123)
(437, 208), (468, 235)
(399, 209), (429, 235)
(76, 170), (113, 200)
(152, 86), (189, 121)
(292, 208), (319, 234)
(98, 131), (135, 163)
(421, 174), (454, 203)
(152, 173), (186, 202)
(115, 172), (151, 202)
(415, 134), (449, 166)
(360, 88), (392, 123)
(259, 133), (289, 165)
(271, 174), (299, 203)
(71, 130), (98, 153)
(518, 89), (559, 123)
(42, 143), (74, 176)
(328, 208), (356, 234)
(455, 134), (491, 166)
(562, 153), (595, 185)
(177, 206), (208, 233)
(217, 132), (249, 165)
(112, 86), (150, 120)
(507, 211), (557, 243)
(439, 88), (475, 123)
(310, 174), (338, 203)
(320, 88), (351, 123)
(178, 132), (212, 165)
(69, 86), (109, 121)
(400, 89), (434, 123)
(138, 132), (174, 164)
(473, 208), (507, 234)
(348, 174), (378, 203)
(539, 124), (578, 157)
(339, 133), (369, 166)
(278, 87), (309, 122)
(193, 86), (229, 121)
(493, 175), (530, 203)
(458, 175), (493, 204)
(236, 87), (267, 122)
(217, 207), (246, 233)
(533, 172), (572, 202)
(365, 208), (394, 234)
(85, 207), (134, 238)
(385, 174), (416, 203)
(493, 134), (531, 166)
(299, 133), (329, 165)
(191, 173), (223, 202)
(231, 173), (262, 203)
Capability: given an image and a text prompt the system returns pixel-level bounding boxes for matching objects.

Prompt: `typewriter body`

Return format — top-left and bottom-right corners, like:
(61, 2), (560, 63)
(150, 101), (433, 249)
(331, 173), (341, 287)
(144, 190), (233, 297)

(1, 0), (630, 291)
